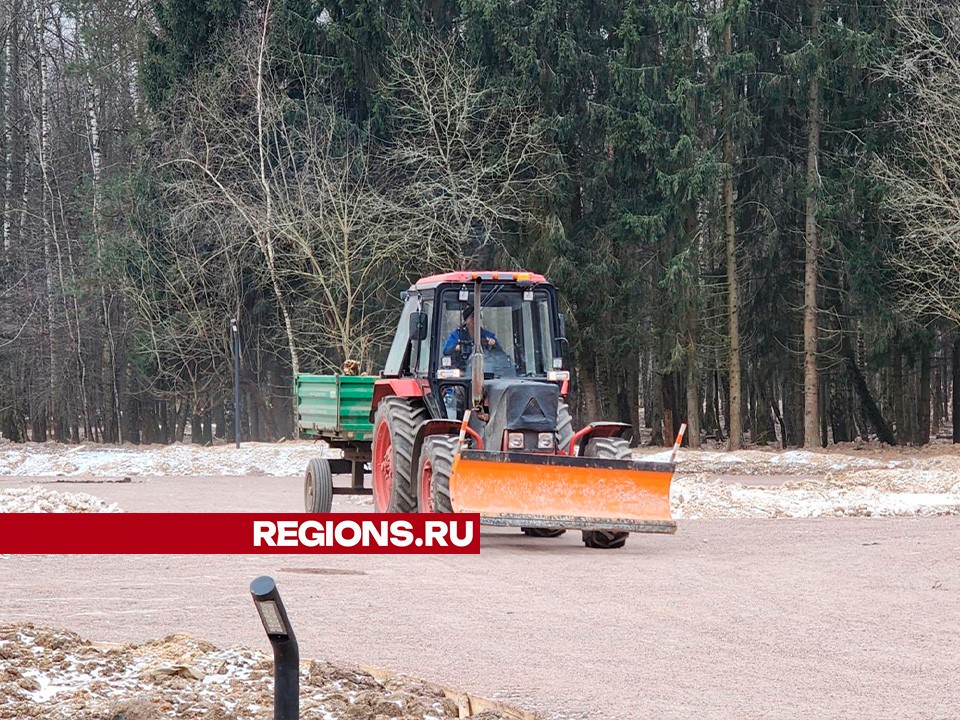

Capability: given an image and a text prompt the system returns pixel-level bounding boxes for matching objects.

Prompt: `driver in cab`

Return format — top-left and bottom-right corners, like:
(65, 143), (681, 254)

(443, 305), (499, 368)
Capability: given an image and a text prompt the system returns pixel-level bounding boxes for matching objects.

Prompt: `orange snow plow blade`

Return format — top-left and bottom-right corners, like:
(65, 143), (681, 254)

(448, 450), (676, 533)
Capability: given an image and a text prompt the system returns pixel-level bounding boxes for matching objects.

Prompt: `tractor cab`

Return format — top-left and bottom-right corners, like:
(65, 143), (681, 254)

(382, 271), (569, 431)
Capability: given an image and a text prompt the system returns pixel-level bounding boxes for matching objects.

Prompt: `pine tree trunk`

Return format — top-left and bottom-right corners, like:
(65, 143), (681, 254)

(686, 220), (701, 448)
(685, 343), (700, 448)
(703, 367), (717, 438)
(723, 3), (742, 451)
(892, 338), (905, 444)
(918, 342), (931, 446)
(752, 378), (771, 445)
(580, 353), (600, 423)
(662, 374), (675, 447)
(649, 370), (664, 446)
(931, 333), (943, 435)
(802, 0), (823, 448)
(642, 353), (653, 428)
(784, 370), (804, 447)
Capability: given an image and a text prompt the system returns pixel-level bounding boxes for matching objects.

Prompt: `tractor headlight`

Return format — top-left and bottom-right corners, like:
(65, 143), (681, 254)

(537, 432), (555, 450)
(547, 370), (570, 382)
(507, 432), (525, 449)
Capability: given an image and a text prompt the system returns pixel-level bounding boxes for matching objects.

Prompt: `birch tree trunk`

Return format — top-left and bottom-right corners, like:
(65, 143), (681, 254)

(80, 11), (122, 443)
(2, 13), (14, 253)
(34, 0), (57, 437)
(254, 0), (299, 380)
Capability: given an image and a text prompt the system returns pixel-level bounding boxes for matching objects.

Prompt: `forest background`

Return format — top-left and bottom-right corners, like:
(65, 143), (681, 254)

(2, 0), (959, 449)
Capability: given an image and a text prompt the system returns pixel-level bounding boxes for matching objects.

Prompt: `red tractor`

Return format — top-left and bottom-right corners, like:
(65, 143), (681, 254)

(298, 271), (675, 549)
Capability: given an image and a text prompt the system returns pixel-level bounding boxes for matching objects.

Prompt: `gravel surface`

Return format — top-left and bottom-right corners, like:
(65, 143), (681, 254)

(1, 472), (958, 719)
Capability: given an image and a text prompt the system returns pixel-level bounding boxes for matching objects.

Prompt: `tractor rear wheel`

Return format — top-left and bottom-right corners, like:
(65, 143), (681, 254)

(417, 435), (458, 513)
(520, 401), (575, 538)
(581, 437), (631, 550)
(304, 457), (333, 513)
(521, 528), (566, 538)
(372, 398), (427, 513)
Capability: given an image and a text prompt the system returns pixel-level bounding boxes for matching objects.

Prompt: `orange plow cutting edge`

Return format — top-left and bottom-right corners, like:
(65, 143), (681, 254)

(448, 450), (676, 533)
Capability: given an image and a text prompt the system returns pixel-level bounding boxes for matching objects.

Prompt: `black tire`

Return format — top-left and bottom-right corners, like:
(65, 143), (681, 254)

(556, 400), (575, 452)
(521, 528), (567, 538)
(372, 398), (428, 513)
(519, 401), (576, 538)
(304, 457), (333, 513)
(418, 435), (458, 513)
(581, 437), (631, 550)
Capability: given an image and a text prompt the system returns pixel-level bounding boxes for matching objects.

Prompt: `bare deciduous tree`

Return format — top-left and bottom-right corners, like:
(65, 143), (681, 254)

(878, 1), (960, 324)
(137, 24), (559, 387)
(385, 37), (560, 265)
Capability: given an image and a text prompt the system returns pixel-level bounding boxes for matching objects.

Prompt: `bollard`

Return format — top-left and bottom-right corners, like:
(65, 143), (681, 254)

(250, 576), (299, 720)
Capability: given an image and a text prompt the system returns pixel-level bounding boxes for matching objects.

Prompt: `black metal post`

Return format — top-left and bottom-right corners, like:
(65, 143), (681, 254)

(250, 576), (299, 720)
(231, 318), (240, 449)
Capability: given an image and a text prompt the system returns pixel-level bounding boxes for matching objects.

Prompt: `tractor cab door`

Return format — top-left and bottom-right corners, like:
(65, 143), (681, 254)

(382, 291), (434, 378)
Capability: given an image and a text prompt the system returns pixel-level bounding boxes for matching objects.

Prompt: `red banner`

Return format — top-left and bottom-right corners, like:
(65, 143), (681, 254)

(0, 513), (481, 554)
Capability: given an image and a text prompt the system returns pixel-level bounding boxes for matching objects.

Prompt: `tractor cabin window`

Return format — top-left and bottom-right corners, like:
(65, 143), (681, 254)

(436, 287), (556, 380)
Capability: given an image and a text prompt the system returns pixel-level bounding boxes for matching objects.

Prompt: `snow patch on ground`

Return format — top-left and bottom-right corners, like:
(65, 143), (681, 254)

(4, 439), (960, 520)
(634, 446), (901, 474)
(671, 474), (960, 519)
(0, 485), (121, 513)
(0, 441), (327, 478)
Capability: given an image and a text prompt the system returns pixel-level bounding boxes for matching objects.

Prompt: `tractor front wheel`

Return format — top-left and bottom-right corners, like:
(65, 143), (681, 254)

(372, 398), (427, 513)
(581, 437), (631, 550)
(417, 435), (458, 513)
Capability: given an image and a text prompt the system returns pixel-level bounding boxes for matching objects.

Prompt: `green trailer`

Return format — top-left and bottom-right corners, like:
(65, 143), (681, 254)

(296, 374), (376, 513)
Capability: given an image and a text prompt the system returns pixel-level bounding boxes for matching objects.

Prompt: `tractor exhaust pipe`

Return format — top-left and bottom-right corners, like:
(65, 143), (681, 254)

(470, 276), (484, 410)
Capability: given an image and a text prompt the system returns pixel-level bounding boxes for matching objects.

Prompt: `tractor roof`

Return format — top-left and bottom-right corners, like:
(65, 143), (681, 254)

(414, 270), (548, 289)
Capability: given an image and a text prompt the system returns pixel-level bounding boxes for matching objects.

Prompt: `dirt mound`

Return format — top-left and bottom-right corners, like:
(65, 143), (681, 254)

(0, 623), (516, 720)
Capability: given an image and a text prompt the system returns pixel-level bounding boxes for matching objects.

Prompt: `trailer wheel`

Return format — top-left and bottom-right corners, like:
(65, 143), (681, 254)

(581, 437), (631, 550)
(418, 435), (457, 513)
(304, 457), (333, 513)
(372, 398), (428, 513)
(521, 528), (566, 538)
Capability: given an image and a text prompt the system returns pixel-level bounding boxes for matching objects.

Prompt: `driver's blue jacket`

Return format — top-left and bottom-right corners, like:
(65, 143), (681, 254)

(442, 326), (498, 358)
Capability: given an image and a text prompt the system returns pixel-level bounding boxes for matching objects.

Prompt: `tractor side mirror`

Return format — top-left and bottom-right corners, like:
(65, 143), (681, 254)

(558, 313), (567, 339)
(409, 311), (428, 342)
